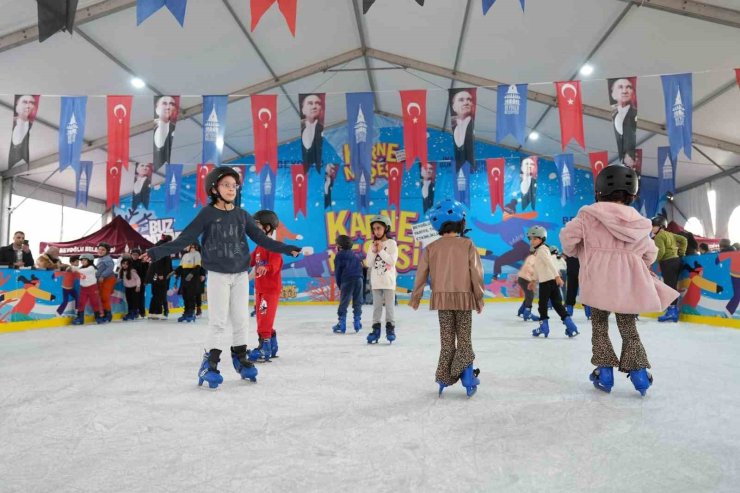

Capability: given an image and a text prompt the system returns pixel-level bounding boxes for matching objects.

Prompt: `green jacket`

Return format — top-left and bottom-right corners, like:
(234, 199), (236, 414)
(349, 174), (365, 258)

(653, 230), (687, 262)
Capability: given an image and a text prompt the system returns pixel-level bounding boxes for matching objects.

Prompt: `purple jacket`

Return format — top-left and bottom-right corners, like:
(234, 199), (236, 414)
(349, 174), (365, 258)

(560, 202), (678, 314)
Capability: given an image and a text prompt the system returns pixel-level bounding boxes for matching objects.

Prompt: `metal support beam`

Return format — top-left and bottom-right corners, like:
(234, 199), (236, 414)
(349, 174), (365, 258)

(2, 48), (365, 179)
(0, 0), (137, 54)
(675, 166), (740, 194)
(351, 0), (379, 108)
(442, 0), (473, 132)
(14, 176), (107, 207)
(367, 48), (740, 156)
(691, 145), (740, 186)
(618, 0), (740, 29)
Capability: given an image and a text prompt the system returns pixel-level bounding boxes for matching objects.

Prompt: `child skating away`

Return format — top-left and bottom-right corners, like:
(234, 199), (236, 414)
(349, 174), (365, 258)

(173, 243), (204, 323)
(54, 256), (80, 316)
(550, 246), (568, 301)
(651, 215), (687, 323)
(560, 165), (678, 396)
(410, 199), (484, 397)
(71, 253), (107, 325)
(248, 210), (285, 362)
(527, 226), (579, 338)
(96, 242), (115, 323)
(365, 214), (398, 344)
(142, 167), (300, 388)
(516, 253), (539, 321)
(332, 234), (364, 333)
(119, 257), (141, 321)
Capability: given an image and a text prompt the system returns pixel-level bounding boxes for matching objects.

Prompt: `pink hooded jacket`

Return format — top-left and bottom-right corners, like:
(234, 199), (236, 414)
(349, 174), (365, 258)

(559, 202), (678, 314)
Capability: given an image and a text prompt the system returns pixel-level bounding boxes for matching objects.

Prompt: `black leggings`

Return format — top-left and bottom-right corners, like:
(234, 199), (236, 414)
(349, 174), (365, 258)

(565, 256), (580, 306)
(660, 257), (682, 306)
(538, 280), (569, 321)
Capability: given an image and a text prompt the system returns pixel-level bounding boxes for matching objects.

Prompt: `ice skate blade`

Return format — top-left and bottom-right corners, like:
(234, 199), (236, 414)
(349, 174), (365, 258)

(591, 381), (612, 393)
(466, 387), (477, 398)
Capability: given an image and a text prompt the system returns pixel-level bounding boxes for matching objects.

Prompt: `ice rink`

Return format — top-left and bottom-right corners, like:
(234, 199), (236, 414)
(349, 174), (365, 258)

(2, 303), (739, 493)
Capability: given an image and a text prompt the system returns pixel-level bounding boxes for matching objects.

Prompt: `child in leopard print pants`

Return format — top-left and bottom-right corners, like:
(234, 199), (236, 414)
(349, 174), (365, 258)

(410, 199), (485, 397)
(560, 165), (678, 396)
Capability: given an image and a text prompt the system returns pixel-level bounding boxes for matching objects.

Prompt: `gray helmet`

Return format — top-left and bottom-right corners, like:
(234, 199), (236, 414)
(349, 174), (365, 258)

(369, 214), (391, 229)
(527, 225), (547, 241)
(80, 253), (95, 262)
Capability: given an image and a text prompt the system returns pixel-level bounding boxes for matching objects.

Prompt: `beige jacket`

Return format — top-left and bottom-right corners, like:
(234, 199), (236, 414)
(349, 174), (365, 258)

(410, 236), (485, 311)
(35, 253), (63, 270)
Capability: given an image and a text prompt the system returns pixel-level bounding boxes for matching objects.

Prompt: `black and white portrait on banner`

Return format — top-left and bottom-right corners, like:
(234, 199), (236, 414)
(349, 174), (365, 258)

(607, 77), (638, 167)
(300, 93), (325, 173)
(8, 95), (40, 168)
(324, 162), (337, 209)
(420, 161), (436, 213)
(153, 95), (179, 171)
(449, 88), (476, 172)
(132, 162), (153, 210)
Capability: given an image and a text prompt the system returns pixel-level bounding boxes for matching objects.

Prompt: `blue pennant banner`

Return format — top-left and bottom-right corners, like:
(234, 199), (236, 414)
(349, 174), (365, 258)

(202, 95), (228, 166)
(73, 160), (93, 207)
(553, 153), (575, 207)
(136, 0), (187, 26)
(260, 166), (276, 211)
(164, 164), (183, 212)
(59, 96), (87, 171)
(496, 84), (528, 146)
(661, 73), (693, 161)
(346, 92), (375, 211)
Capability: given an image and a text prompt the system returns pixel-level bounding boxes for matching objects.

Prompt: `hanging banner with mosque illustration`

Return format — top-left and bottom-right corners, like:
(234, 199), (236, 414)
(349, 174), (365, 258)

(260, 166), (276, 210)
(165, 164), (183, 212)
(346, 92), (375, 212)
(661, 73), (693, 161)
(58, 96), (87, 171)
(496, 84), (527, 146)
(202, 95), (228, 166)
(554, 153), (575, 207)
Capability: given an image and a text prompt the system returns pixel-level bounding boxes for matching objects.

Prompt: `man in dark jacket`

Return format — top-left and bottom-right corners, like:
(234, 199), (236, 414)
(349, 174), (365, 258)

(130, 248), (149, 318)
(0, 231), (34, 268)
(146, 235), (173, 319)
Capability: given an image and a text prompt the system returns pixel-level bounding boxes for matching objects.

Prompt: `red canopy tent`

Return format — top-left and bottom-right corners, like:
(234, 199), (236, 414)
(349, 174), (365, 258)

(667, 220), (721, 251)
(40, 216), (154, 258)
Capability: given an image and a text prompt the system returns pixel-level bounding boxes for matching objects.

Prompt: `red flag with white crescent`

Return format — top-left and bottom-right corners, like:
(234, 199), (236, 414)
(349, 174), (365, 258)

(107, 95), (132, 170)
(250, 0), (298, 36)
(291, 164), (307, 218)
(196, 163), (214, 206)
(735, 68), (740, 89)
(589, 151), (608, 187)
(106, 161), (122, 209)
(486, 158), (505, 214)
(251, 94), (278, 174)
(387, 161), (403, 210)
(400, 90), (428, 171)
(633, 148), (643, 175)
(555, 81), (585, 151)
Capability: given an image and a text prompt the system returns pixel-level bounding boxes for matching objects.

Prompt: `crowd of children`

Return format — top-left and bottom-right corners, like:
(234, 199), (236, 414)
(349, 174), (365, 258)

(44, 163), (683, 399)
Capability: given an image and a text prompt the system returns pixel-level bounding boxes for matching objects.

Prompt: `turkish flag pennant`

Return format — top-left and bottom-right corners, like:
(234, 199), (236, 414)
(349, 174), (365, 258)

(735, 69), (740, 90)
(291, 164), (308, 218)
(633, 148), (643, 175)
(106, 161), (123, 209)
(486, 158), (505, 214)
(589, 151), (608, 187)
(196, 163), (214, 206)
(400, 90), (428, 171)
(555, 80), (586, 151)
(107, 96), (132, 171)
(250, 0), (297, 36)
(251, 94), (278, 174)
(387, 161), (403, 210)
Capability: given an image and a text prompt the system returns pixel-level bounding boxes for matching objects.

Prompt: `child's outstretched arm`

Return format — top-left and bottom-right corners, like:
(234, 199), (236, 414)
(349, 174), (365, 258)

(144, 210), (207, 262)
(244, 212), (301, 256)
(409, 248), (429, 310)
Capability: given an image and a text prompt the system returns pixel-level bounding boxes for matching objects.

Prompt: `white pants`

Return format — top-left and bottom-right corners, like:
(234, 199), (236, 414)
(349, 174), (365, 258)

(205, 271), (251, 351)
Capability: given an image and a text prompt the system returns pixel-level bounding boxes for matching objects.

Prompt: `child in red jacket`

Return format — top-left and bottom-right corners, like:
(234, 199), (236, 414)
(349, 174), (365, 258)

(249, 210), (285, 362)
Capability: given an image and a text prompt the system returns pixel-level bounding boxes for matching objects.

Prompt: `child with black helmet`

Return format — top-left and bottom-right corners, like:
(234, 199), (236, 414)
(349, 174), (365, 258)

(142, 166), (301, 389)
(96, 242), (115, 322)
(560, 164), (678, 396)
(71, 253), (107, 325)
(332, 234), (364, 333)
(365, 214), (398, 344)
(410, 199), (484, 397)
(650, 214), (687, 322)
(248, 210), (285, 362)
(527, 225), (579, 339)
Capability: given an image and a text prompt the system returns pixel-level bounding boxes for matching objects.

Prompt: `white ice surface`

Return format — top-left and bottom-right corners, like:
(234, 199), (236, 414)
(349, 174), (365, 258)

(1, 304), (739, 493)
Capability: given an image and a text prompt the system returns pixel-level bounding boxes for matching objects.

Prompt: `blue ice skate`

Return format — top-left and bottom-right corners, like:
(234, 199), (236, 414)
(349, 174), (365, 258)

(332, 317), (346, 334)
(353, 314), (362, 332)
(386, 322), (396, 343)
(563, 316), (579, 337)
(628, 369), (653, 396)
(367, 323), (381, 344)
(437, 381), (447, 397)
(589, 367), (614, 393)
(532, 320), (549, 338)
(198, 349), (224, 389)
(566, 305), (574, 317)
(460, 365), (480, 398)
(178, 312), (196, 323)
(72, 311), (84, 325)
(522, 308), (539, 322)
(517, 302), (525, 318)
(230, 345), (258, 382)
(658, 305), (678, 323)
(248, 338), (272, 362)
(270, 332), (279, 358)
(584, 305), (592, 320)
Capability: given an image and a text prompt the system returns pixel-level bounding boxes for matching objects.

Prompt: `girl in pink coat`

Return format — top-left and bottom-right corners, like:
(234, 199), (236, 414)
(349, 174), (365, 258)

(560, 165), (678, 396)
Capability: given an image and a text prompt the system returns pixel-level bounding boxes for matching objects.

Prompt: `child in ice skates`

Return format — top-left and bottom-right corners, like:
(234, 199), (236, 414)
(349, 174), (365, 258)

(173, 243), (204, 323)
(651, 215), (687, 323)
(248, 210), (286, 362)
(516, 253), (538, 321)
(527, 226), (579, 338)
(71, 253), (107, 325)
(96, 242), (116, 323)
(142, 167), (301, 388)
(332, 234), (364, 333)
(119, 257), (141, 321)
(560, 165), (678, 396)
(54, 256), (79, 316)
(365, 214), (398, 344)
(410, 199), (484, 397)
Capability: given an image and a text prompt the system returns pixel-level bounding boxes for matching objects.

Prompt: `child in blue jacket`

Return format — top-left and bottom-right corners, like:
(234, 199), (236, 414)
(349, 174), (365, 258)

(332, 235), (364, 333)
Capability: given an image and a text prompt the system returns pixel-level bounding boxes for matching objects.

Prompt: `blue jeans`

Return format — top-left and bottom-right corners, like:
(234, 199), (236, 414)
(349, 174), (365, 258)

(338, 277), (364, 318)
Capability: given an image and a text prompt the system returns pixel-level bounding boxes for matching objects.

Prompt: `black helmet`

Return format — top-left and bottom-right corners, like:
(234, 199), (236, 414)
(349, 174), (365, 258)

(651, 215), (668, 229)
(253, 210), (279, 232)
(336, 235), (353, 250)
(205, 166), (241, 203)
(595, 164), (639, 198)
(131, 247), (142, 254)
(97, 242), (111, 253)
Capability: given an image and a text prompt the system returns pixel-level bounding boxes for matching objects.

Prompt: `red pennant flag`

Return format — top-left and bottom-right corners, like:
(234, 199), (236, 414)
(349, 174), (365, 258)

(589, 151), (608, 187)
(291, 164), (307, 218)
(400, 90), (428, 171)
(555, 80), (586, 151)
(250, 0), (298, 36)
(196, 163), (215, 206)
(251, 94), (278, 174)
(387, 161), (403, 210)
(633, 148), (643, 175)
(735, 69), (740, 89)
(486, 158), (505, 214)
(106, 161), (122, 209)
(107, 95), (132, 171)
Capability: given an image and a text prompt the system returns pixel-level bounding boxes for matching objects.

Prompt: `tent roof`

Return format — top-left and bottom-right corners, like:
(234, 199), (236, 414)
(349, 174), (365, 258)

(40, 215), (154, 257)
(0, 0), (738, 205)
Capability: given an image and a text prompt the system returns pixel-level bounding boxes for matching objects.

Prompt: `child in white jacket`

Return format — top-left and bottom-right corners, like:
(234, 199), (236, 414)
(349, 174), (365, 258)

(365, 214), (398, 344)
